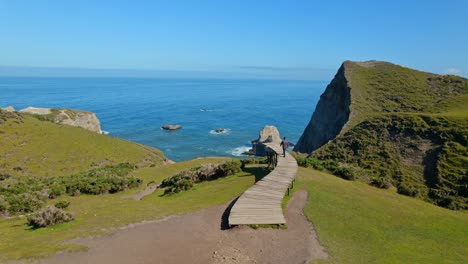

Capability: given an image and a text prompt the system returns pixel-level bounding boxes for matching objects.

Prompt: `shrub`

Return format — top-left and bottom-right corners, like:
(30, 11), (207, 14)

(0, 163), (140, 215)
(397, 183), (419, 197)
(162, 160), (242, 195)
(27, 206), (74, 228)
(218, 160), (242, 176)
(197, 163), (220, 181)
(332, 165), (357, 180)
(370, 172), (392, 189)
(0, 195), (9, 213)
(295, 157), (325, 171)
(54, 200), (70, 209)
(0, 173), (11, 181)
(163, 178), (194, 195)
(6, 193), (44, 213)
(242, 157), (268, 165)
(49, 183), (66, 199)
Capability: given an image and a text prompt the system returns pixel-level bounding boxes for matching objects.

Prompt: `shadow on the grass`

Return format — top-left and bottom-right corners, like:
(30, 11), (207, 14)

(241, 166), (272, 182)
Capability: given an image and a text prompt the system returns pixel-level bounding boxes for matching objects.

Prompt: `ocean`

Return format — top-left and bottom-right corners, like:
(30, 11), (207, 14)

(0, 77), (326, 161)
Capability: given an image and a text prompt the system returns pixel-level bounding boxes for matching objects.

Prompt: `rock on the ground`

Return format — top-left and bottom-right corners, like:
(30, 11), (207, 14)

(19, 107), (102, 133)
(161, 124), (182, 131)
(215, 128), (225, 133)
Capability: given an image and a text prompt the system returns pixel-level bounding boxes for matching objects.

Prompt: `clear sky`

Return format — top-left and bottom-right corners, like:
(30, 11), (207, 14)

(0, 0), (467, 79)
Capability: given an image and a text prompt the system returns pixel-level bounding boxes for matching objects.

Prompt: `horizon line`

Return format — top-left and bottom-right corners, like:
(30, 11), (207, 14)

(0, 65), (335, 81)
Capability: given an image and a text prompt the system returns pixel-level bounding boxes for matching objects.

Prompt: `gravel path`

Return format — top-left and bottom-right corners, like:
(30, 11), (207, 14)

(37, 190), (327, 264)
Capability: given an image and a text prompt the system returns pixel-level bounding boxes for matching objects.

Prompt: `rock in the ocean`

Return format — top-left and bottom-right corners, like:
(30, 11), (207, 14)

(1, 106), (15, 112)
(215, 128), (225, 133)
(251, 125), (281, 156)
(161, 124), (182, 131)
(19, 107), (102, 133)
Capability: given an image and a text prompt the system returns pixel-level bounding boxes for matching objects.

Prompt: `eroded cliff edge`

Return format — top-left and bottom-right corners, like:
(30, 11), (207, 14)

(19, 107), (102, 133)
(294, 63), (351, 153)
(294, 60), (468, 210)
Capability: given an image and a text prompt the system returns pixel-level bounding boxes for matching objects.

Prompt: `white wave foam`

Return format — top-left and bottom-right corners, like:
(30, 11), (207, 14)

(101, 130), (110, 135)
(209, 128), (231, 135)
(230, 146), (252, 156)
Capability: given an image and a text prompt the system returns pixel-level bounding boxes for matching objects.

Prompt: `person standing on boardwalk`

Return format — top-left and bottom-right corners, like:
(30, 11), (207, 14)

(280, 137), (289, 157)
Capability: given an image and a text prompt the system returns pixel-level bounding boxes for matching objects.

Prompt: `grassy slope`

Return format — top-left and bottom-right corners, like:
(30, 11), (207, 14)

(312, 61), (468, 209)
(0, 158), (257, 260)
(294, 167), (467, 264)
(1, 156), (466, 262)
(0, 113), (165, 177)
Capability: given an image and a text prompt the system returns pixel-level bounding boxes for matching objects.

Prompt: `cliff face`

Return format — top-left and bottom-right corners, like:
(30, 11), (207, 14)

(19, 107), (102, 133)
(295, 60), (468, 210)
(294, 64), (351, 153)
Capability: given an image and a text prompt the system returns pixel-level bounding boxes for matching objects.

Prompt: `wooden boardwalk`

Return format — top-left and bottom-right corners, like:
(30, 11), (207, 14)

(229, 143), (298, 225)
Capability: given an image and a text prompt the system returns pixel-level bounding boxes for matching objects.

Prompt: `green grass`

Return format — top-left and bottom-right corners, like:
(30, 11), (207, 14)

(0, 158), (257, 260)
(296, 167), (467, 264)
(344, 61), (468, 126)
(0, 114), (165, 177)
(310, 62), (468, 210)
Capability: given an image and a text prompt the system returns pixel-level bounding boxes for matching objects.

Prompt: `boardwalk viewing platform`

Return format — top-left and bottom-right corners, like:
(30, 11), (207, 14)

(229, 142), (298, 225)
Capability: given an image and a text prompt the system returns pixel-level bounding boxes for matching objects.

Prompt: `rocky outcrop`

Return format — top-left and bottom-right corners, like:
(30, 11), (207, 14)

(251, 125), (281, 156)
(1, 106), (15, 112)
(19, 107), (102, 133)
(294, 64), (351, 153)
(161, 124), (182, 131)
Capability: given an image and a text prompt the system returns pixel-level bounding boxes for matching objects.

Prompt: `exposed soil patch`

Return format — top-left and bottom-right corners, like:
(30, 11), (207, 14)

(35, 190), (327, 264)
(122, 184), (160, 200)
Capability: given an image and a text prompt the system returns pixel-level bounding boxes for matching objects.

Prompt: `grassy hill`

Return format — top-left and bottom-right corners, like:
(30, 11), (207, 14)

(296, 168), (467, 264)
(297, 61), (467, 210)
(0, 110), (166, 178)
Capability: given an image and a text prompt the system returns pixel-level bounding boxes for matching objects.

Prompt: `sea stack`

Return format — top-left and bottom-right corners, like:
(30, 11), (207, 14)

(251, 125), (281, 156)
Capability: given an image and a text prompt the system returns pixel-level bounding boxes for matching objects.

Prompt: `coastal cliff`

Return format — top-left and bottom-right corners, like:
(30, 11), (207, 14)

(19, 107), (102, 133)
(293, 64), (351, 153)
(295, 61), (468, 209)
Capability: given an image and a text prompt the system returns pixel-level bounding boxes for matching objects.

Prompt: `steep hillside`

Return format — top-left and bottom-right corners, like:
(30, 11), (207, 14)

(294, 61), (468, 209)
(0, 110), (166, 178)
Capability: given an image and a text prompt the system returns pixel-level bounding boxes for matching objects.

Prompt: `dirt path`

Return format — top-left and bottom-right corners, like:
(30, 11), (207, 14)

(37, 190), (327, 264)
(122, 185), (160, 200)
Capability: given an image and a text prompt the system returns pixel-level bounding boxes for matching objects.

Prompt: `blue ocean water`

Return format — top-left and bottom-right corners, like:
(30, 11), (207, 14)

(0, 77), (325, 161)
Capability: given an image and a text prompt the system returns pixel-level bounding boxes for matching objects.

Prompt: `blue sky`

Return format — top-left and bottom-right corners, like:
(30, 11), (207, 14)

(0, 0), (467, 79)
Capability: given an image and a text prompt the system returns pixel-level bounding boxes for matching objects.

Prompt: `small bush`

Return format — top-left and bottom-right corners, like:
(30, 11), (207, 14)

(397, 183), (419, 197)
(54, 200), (70, 209)
(162, 160), (242, 195)
(27, 206), (74, 227)
(0, 195), (9, 214)
(49, 183), (66, 199)
(0, 173), (11, 181)
(218, 160), (242, 176)
(370, 172), (392, 189)
(6, 193), (44, 213)
(295, 157), (325, 171)
(332, 165), (357, 180)
(242, 158), (268, 165)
